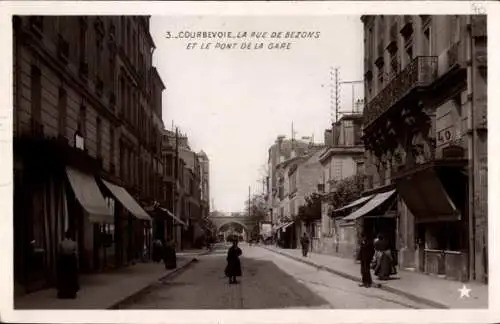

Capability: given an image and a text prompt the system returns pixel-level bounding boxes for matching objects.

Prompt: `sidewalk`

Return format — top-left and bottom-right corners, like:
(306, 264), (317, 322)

(262, 245), (488, 309)
(14, 250), (209, 309)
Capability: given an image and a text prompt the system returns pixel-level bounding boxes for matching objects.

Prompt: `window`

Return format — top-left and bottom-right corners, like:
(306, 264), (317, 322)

(96, 116), (102, 159)
(110, 127), (115, 171)
(377, 65), (384, 88)
(58, 87), (67, 137)
(367, 26), (374, 59)
(79, 18), (87, 63)
(31, 65), (42, 121)
(356, 161), (364, 175)
(405, 45), (413, 63)
(390, 50), (399, 78)
(76, 104), (86, 150)
(95, 33), (103, 73)
(423, 27), (431, 56)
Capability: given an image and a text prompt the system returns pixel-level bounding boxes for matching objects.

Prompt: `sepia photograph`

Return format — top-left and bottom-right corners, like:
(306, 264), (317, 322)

(0, 1), (495, 323)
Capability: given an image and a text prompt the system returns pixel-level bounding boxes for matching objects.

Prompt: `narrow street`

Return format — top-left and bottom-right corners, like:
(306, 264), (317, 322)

(119, 243), (429, 309)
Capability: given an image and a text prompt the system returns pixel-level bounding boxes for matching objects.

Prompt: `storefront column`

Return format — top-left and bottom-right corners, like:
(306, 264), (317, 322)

(398, 198), (415, 269)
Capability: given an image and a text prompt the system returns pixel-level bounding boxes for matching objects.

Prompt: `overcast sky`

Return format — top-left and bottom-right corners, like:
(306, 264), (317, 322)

(150, 16), (364, 213)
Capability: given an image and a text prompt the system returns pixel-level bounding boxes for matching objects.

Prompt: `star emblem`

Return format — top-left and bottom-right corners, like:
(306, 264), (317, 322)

(458, 284), (471, 298)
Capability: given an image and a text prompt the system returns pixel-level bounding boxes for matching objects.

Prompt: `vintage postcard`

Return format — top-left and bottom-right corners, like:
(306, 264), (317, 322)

(0, 1), (497, 323)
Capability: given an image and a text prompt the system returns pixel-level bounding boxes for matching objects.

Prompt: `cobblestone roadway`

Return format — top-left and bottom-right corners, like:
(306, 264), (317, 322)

(121, 244), (429, 309)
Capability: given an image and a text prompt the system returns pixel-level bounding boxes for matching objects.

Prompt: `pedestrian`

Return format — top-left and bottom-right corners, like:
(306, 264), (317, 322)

(373, 234), (393, 280)
(152, 239), (163, 263)
(357, 233), (375, 288)
(56, 230), (79, 299)
(225, 238), (242, 284)
(163, 238), (177, 269)
(300, 233), (310, 257)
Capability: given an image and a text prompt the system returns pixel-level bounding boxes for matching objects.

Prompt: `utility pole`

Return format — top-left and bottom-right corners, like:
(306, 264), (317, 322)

(334, 67), (340, 122)
(248, 186), (251, 218)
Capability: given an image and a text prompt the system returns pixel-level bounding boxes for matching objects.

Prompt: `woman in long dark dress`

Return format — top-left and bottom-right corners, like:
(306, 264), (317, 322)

(57, 230), (79, 299)
(225, 239), (242, 284)
(163, 239), (177, 269)
(373, 234), (393, 280)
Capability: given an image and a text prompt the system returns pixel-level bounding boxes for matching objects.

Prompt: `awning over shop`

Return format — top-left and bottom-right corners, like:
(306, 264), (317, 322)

(333, 195), (375, 213)
(394, 166), (462, 223)
(102, 180), (151, 221)
(273, 222), (294, 232)
(159, 207), (188, 227)
(65, 166), (114, 224)
(281, 222), (295, 231)
(342, 189), (396, 221)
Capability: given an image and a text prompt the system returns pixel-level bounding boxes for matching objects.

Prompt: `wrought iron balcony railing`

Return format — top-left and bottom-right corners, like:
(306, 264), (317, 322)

(364, 56), (438, 127)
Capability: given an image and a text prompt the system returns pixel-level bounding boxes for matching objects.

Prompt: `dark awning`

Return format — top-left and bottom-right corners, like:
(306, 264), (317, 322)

(102, 180), (151, 221)
(158, 207), (188, 227)
(65, 167), (114, 224)
(342, 190), (396, 221)
(394, 165), (462, 223)
(333, 195), (375, 213)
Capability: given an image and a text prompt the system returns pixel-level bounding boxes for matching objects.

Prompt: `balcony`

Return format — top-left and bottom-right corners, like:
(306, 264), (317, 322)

(364, 56), (437, 127)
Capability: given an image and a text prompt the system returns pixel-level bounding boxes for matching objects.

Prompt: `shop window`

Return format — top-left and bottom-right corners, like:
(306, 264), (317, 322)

(96, 116), (102, 160)
(57, 87), (67, 137)
(31, 65), (42, 121)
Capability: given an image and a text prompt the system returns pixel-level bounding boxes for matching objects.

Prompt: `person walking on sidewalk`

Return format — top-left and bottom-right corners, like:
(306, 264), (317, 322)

(225, 238), (242, 284)
(300, 233), (310, 257)
(373, 234), (394, 280)
(152, 239), (163, 263)
(163, 239), (177, 269)
(56, 230), (79, 299)
(357, 234), (375, 288)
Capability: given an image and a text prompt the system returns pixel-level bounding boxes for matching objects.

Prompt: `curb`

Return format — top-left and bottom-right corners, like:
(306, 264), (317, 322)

(262, 246), (448, 309)
(108, 251), (211, 309)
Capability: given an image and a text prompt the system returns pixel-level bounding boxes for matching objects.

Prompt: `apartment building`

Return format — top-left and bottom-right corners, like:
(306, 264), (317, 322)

(265, 136), (311, 225)
(13, 16), (167, 294)
(273, 145), (325, 249)
(161, 130), (208, 249)
(316, 114), (365, 257)
(360, 15), (487, 282)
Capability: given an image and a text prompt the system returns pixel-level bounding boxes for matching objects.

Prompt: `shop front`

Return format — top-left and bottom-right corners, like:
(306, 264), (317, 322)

(393, 159), (469, 281)
(341, 189), (398, 260)
(14, 137), (114, 293)
(100, 179), (152, 264)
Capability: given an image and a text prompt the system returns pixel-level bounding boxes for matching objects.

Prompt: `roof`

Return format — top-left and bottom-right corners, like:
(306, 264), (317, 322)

(319, 146), (364, 164)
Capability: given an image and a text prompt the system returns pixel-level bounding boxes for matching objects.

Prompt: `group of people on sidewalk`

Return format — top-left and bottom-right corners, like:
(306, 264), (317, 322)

(358, 233), (397, 288)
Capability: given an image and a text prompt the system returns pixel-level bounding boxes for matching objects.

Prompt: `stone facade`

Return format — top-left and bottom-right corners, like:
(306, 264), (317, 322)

(315, 115), (364, 256)
(361, 15), (487, 282)
(13, 16), (166, 293)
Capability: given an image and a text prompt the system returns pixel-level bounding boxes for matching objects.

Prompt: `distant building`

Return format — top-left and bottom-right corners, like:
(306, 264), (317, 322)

(197, 150), (210, 220)
(265, 136), (319, 225)
(273, 146), (325, 249)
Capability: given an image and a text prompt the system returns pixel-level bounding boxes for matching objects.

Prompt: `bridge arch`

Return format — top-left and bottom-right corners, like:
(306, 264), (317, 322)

(217, 220), (249, 232)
